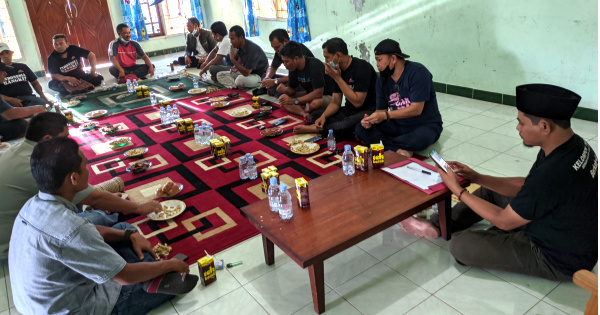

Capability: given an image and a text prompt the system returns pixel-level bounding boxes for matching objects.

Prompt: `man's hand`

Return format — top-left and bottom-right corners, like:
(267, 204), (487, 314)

(314, 116), (326, 131)
(448, 161), (479, 182)
(279, 94), (294, 106)
(324, 62), (341, 80)
(229, 46), (237, 60)
(66, 77), (82, 86)
(6, 97), (23, 107)
(118, 70), (126, 79)
(436, 164), (463, 195)
(43, 98), (54, 106)
(360, 113), (371, 129)
(362, 111), (386, 127)
(136, 201), (162, 215)
(168, 259), (190, 273)
(229, 66), (238, 73)
(185, 56), (192, 67)
(90, 68), (98, 77)
(262, 78), (276, 88)
(276, 83), (286, 94)
(130, 232), (156, 260)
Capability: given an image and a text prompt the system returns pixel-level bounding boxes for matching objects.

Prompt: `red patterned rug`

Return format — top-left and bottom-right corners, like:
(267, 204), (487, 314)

(71, 89), (358, 263)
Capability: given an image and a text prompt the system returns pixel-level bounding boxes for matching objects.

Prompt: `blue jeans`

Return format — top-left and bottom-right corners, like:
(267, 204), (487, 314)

(16, 94), (46, 106)
(109, 222), (174, 315)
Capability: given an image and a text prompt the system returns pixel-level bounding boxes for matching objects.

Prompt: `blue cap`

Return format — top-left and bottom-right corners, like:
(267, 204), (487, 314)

(194, 124), (199, 127)
(248, 156), (254, 162)
(329, 129), (333, 134)
(344, 144), (351, 151)
(279, 183), (287, 190)
(126, 79), (131, 82)
(240, 156), (246, 162)
(245, 153), (251, 158)
(201, 122), (206, 126)
(269, 177), (277, 184)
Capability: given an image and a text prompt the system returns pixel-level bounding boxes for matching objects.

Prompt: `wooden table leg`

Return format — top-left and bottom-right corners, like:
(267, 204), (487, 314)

(308, 261), (325, 314)
(262, 235), (274, 265)
(438, 197), (452, 241)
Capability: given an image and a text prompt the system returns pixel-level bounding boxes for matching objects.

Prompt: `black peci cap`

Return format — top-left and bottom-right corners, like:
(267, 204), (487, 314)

(516, 84), (581, 120)
(374, 39), (410, 58)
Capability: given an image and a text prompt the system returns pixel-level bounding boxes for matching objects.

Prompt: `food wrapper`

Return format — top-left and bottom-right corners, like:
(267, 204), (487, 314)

(260, 171), (270, 193)
(185, 118), (194, 133)
(176, 119), (186, 134)
(197, 255), (217, 286)
(295, 177), (310, 209)
(220, 136), (231, 156)
(370, 143), (384, 169)
(354, 145), (371, 171)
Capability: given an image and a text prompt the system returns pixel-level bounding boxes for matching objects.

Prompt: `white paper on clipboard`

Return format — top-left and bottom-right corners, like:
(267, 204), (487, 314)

(382, 162), (442, 190)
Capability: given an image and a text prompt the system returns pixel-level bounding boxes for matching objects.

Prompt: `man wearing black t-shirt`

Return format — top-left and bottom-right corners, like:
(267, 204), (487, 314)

(278, 41), (333, 122)
(293, 38), (376, 140)
(47, 34), (104, 95)
(261, 29), (314, 96)
(401, 84), (598, 281)
(0, 43), (51, 107)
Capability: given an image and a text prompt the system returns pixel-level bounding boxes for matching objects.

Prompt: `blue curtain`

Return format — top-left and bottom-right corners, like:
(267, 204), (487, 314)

(243, 0), (259, 37)
(287, 0), (311, 43)
(120, 0), (149, 41)
(191, 0), (205, 28)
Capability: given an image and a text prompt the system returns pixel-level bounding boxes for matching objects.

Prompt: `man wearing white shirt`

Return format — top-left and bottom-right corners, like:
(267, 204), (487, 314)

(199, 21), (233, 82)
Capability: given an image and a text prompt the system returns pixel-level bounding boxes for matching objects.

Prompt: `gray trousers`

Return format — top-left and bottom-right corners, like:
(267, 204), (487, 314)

(431, 187), (572, 281)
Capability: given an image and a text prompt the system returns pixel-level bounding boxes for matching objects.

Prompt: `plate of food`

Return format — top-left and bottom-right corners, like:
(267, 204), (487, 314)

(188, 88), (207, 95)
(147, 200), (186, 221)
(79, 121), (98, 130)
(154, 181), (184, 198)
(168, 74), (181, 81)
(229, 108), (253, 118)
(209, 96), (226, 102)
(124, 147), (148, 158)
(65, 100), (81, 107)
(206, 87), (219, 94)
(108, 137), (131, 148)
(211, 101), (230, 108)
(126, 161), (152, 174)
(290, 140), (320, 155)
(70, 95), (87, 101)
(100, 124), (122, 135)
(259, 105), (272, 111)
(169, 83), (185, 91)
(85, 110), (108, 119)
(260, 127), (283, 137)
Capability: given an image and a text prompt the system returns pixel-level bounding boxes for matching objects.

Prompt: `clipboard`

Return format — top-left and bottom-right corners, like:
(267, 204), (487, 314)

(382, 158), (463, 194)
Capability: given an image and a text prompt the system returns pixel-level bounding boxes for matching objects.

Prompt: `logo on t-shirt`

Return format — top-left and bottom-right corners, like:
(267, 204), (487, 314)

(348, 78), (354, 90)
(389, 92), (411, 110)
(17, 69), (23, 73)
(59, 59), (79, 73)
(3, 73), (27, 85)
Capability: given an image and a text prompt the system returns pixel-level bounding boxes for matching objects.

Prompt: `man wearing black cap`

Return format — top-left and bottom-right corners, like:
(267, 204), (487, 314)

(355, 39), (442, 157)
(401, 84), (598, 281)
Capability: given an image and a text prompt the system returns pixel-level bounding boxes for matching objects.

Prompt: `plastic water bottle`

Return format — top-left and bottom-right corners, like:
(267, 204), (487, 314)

(247, 156), (258, 179)
(327, 129), (336, 151)
(165, 105), (173, 124)
(278, 184), (293, 220)
(194, 124), (201, 143)
(193, 77), (199, 89)
(268, 177), (280, 212)
(101, 80), (107, 91)
(239, 156), (248, 180)
(154, 73), (159, 80)
(206, 123), (214, 141)
(133, 79), (139, 88)
(172, 104), (180, 120)
(200, 122), (207, 144)
(150, 91), (157, 105)
(160, 107), (166, 125)
(54, 93), (62, 107)
(342, 144), (355, 175)
(126, 79), (133, 93)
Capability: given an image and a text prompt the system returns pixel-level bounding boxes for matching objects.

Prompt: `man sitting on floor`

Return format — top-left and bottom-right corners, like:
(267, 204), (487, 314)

(0, 112), (162, 262)
(0, 43), (52, 107)
(199, 21), (233, 82)
(261, 29), (314, 96)
(47, 34), (104, 95)
(278, 41), (333, 122)
(109, 23), (155, 81)
(10, 137), (195, 314)
(401, 84), (598, 281)
(355, 39), (442, 157)
(174, 17), (216, 68)
(293, 38), (376, 141)
(216, 25), (268, 89)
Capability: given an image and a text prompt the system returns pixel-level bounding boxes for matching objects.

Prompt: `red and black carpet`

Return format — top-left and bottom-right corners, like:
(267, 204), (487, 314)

(71, 89), (358, 263)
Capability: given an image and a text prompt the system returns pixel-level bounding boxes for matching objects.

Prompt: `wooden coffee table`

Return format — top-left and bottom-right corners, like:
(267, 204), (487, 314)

(240, 151), (466, 314)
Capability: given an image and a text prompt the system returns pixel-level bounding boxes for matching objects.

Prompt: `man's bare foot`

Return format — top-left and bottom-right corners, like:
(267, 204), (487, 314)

(303, 112), (312, 123)
(293, 124), (319, 134)
(400, 216), (441, 239)
(396, 148), (413, 158)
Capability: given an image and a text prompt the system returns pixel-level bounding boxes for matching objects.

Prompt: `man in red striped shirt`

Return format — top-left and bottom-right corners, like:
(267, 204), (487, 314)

(108, 24), (155, 81)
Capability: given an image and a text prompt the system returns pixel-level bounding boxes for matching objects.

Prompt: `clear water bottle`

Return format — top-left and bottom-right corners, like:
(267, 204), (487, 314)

(172, 104), (180, 120)
(54, 93), (62, 107)
(193, 77), (199, 89)
(126, 79), (133, 93)
(165, 105), (173, 124)
(160, 107), (166, 125)
(239, 156), (248, 180)
(194, 124), (201, 143)
(278, 184), (293, 220)
(101, 80), (107, 91)
(154, 72), (160, 80)
(150, 91), (157, 105)
(342, 144), (355, 175)
(206, 123), (214, 141)
(200, 122), (207, 144)
(268, 177), (280, 212)
(247, 156), (258, 179)
(327, 129), (336, 151)
(133, 79), (139, 88)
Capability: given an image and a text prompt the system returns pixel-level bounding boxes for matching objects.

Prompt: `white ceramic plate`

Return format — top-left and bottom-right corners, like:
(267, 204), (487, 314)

(148, 200), (186, 221)
(85, 109), (108, 119)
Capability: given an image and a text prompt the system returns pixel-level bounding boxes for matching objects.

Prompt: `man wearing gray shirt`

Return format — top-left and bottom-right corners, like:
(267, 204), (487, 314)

(9, 137), (192, 314)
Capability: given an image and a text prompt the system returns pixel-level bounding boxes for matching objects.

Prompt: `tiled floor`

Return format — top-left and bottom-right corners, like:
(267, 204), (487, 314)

(2, 54), (597, 314)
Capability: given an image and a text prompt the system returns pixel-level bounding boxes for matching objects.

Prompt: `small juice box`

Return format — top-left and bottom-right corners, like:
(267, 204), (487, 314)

(295, 177), (310, 209)
(197, 255), (217, 286)
(370, 143), (385, 169)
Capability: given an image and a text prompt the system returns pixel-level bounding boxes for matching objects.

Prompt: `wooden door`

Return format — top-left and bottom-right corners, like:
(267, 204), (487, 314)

(25, 0), (71, 72)
(69, 0), (115, 64)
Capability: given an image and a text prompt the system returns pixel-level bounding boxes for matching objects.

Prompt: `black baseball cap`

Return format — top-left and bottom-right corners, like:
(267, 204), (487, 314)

(516, 84), (581, 120)
(374, 39), (410, 58)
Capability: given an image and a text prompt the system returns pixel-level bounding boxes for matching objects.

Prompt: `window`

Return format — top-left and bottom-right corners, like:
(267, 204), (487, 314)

(161, 0), (193, 36)
(139, 0), (164, 37)
(254, 0), (288, 19)
(0, 1), (21, 59)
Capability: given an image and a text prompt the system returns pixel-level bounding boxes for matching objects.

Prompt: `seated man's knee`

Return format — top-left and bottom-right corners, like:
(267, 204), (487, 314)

(449, 231), (477, 266)
(209, 66), (222, 76)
